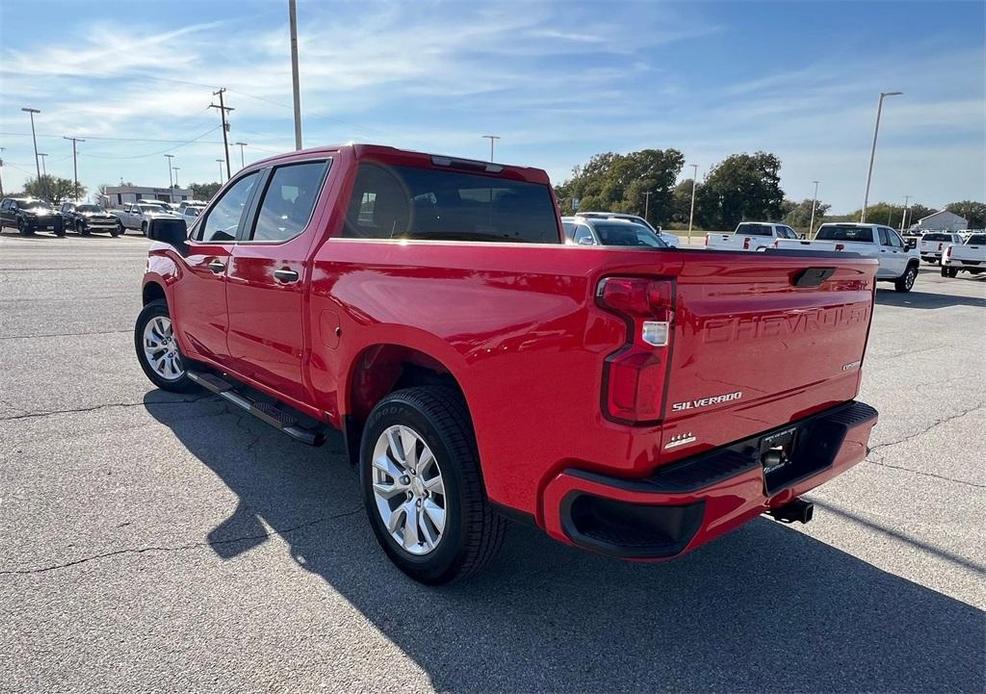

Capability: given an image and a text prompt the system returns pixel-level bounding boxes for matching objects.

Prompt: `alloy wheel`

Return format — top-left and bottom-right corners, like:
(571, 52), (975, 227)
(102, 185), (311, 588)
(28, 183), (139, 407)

(371, 424), (447, 556)
(142, 316), (184, 380)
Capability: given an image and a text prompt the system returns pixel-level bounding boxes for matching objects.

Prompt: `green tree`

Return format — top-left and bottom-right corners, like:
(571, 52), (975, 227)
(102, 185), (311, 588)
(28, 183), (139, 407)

(834, 201), (935, 228)
(783, 198), (831, 232)
(555, 148), (685, 226)
(189, 181), (221, 201)
(945, 200), (986, 229)
(695, 152), (785, 230)
(22, 175), (85, 203)
(670, 178), (700, 225)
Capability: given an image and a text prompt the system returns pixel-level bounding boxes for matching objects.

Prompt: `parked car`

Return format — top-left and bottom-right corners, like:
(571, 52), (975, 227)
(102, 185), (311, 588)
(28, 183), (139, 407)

(180, 201), (207, 221)
(918, 232), (964, 264)
(0, 196), (64, 236)
(562, 216), (669, 248)
(59, 201), (122, 236)
(135, 143), (879, 584)
(112, 201), (181, 235)
(706, 222), (800, 251)
(941, 233), (986, 277)
(774, 223), (920, 292)
(574, 211), (680, 246)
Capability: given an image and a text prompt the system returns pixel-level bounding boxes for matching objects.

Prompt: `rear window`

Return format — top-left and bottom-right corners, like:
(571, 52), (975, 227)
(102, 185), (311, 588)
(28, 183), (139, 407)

(967, 235), (986, 245)
(815, 225), (874, 243)
(735, 223), (772, 236)
(343, 163), (559, 243)
(593, 222), (667, 248)
(923, 233), (953, 242)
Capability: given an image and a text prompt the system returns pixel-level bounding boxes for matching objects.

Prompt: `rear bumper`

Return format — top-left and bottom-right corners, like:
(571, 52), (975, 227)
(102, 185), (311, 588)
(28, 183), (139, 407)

(541, 400), (877, 560)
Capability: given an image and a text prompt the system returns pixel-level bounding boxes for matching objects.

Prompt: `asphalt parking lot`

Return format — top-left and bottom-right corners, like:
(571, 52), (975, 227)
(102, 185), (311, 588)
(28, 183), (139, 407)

(1, 229), (984, 693)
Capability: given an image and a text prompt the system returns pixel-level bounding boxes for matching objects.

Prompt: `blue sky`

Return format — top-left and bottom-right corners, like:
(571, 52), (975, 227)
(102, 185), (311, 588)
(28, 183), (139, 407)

(0, 0), (983, 213)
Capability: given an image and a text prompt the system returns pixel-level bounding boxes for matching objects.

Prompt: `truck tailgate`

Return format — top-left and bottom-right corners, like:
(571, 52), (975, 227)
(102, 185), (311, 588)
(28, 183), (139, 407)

(660, 250), (877, 460)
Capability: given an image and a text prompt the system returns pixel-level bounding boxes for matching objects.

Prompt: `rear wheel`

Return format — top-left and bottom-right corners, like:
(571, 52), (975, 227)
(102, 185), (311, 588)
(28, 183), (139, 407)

(940, 267), (959, 278)
(895, 264), (918, 292)
(134, 300), (196, 392)
(360, 386), (505, 584)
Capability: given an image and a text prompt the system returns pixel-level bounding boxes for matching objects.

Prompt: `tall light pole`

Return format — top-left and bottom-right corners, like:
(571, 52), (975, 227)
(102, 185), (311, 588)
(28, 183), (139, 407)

(809, 180), (820, 238)
(21, 107), (43, 198)
(0, 146), (5, 197)
(63, 136), (85, 200)
(643, 190), (652, 221)
(234, 142), (248, 168)
(900, 194), (911, 232)
(687, 163), (698, 243)
(289, 0), (303, 151)
(860, 91), (902, 222)
(38, 153), (48, 178)
(482, 135), (500, 162)
(216, 159), (225, 183)
(172, 167), (180, 188)
(164, 154), (175, 203)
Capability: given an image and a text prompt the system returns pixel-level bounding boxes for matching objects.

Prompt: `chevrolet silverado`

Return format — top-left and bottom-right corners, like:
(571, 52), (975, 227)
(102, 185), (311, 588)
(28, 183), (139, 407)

(136, 144), (879, 583)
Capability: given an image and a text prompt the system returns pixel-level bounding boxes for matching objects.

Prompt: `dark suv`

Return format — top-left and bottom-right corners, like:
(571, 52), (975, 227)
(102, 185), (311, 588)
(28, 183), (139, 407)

(0, 197), (64, 236)
(59, 201), (122, 236)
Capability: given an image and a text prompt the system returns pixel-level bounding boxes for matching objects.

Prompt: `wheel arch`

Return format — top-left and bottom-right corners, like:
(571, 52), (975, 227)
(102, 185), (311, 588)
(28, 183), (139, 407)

(342, 343), (469, 466)
(142, 280), (167, 306)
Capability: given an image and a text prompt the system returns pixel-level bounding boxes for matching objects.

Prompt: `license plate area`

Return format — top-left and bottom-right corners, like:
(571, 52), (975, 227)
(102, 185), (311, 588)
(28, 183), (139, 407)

(760, 427), (797, 473)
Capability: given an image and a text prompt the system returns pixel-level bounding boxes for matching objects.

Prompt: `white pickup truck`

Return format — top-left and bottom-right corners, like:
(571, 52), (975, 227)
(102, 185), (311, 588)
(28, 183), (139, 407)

(705, 222), (800, 251)
(941, 233), (986, 277)
(918, 232), (965, 264)
(112, 201), (181, 235)
(774, 223), (920, 293)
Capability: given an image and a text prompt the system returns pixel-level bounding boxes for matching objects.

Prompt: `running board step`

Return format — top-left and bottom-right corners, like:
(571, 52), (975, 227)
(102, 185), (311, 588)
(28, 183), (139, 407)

(187, 370), (327, 446)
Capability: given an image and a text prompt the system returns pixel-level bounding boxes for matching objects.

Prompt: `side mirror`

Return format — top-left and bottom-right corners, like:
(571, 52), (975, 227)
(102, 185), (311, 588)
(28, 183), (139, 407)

(148, 217), (188, 255)
(905, 238), (917, 250)
(800, 233), (806, 239)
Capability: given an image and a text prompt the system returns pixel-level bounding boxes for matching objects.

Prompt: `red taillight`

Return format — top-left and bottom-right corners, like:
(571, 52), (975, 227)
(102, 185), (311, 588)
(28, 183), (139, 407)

(835, 243), (845, 251)
(597, 277), (674, 424)
(743, 237), (751, 250)
(938, 243), (943, 251)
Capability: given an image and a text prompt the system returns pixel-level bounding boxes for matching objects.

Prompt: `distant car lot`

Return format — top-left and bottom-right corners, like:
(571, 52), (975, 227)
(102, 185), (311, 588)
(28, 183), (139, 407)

(0, 229), (983, 693)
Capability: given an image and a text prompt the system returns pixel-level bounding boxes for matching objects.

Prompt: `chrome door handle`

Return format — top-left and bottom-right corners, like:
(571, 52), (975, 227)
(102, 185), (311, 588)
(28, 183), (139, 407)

(207, 260), (226, 274)
(273, 268), (299, 283)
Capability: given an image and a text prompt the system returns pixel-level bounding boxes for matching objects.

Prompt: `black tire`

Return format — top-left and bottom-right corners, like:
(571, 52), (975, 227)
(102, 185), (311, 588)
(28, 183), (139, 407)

(140, 221), (148, 236)
(115, 220), (125, 236)
(17, 218), (32, 236)
(360, 386), (505, 584)
(133, 300), (197, 393)
(77, 220), (90, 236)
(895, 263), (918, 292)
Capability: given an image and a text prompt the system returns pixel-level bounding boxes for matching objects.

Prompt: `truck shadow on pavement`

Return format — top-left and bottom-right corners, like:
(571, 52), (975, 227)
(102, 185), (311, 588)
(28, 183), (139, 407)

(875, 287), (986, 310)
(145, 394), (985, 693)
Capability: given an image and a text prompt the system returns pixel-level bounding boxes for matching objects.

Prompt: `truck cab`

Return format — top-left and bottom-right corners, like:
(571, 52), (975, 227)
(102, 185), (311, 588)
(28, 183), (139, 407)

(706, 222), (800, 251)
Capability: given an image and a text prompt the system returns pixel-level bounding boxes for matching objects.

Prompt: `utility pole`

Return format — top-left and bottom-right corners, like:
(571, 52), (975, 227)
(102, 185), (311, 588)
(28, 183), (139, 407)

(643, 191), (652, 221)
(216, 159), (225, 183)
(900, 194), (911, 232)
(861, 91), (902, 222)
(164, 154), (175, 203)
(809, 180), (819, 238)
(21, 108), (43, 199)
(687, 163), (698, 243)
(234, 142), (248, 169)
(289, 0), (303, 150)
(210, 89), (234, 180)
(0, 147), (5, 197)
(482, 135), (500, 162)
(38, 153), (48, 178)
(173, 167), (180, 188)
(63, 136), (85, 200)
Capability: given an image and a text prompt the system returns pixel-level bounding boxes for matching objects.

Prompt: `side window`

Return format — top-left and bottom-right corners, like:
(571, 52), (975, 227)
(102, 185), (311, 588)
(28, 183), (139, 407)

(877, 227), (890, 245)
(886, 228), (903, 248)
(573, 225), (595, 245)
(249, 161), (329, 242)
(197, 173), (259, 243)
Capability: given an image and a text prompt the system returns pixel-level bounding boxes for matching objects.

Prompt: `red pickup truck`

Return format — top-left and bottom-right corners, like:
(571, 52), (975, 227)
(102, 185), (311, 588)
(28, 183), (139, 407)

(136, 144), (879, 584)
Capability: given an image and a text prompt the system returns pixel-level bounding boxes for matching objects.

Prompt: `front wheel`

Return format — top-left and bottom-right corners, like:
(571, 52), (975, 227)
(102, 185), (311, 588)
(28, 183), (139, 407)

(140, 221), (148, 236)
(134, 300), (196, 392)
(895, 264), (918, 292)
(17, 218), (32, 236)
(360, 386), (505, 584)
(77, 221), (90, 236)
(115, 220), (125, 235)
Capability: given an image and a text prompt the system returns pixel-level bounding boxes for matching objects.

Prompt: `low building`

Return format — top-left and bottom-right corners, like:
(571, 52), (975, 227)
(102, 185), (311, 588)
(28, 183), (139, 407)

(910, 210), (968, 232)
(99, 185), (193, 207)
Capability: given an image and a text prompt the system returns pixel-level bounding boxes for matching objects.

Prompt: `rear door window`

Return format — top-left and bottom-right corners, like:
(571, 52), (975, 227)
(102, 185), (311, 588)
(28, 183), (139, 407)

(923, 233), (952, 242)
(736, 223), (772, 236)
(342, 163), (560, 243)
(248, 161), (329, 242)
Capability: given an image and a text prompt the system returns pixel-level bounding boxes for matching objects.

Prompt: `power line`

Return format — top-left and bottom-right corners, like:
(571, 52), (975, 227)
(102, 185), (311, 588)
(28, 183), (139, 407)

(80, 125), (222, 160)
(0, 131), (226, 144)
